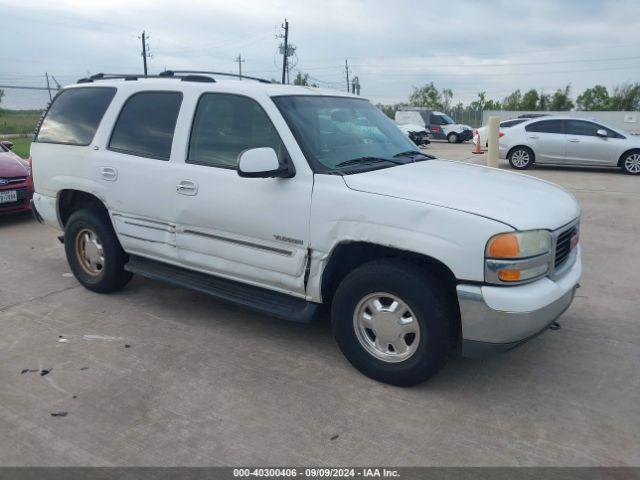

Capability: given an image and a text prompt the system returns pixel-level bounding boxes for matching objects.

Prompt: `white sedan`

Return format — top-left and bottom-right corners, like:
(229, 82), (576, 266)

(498, 116), (640, 175)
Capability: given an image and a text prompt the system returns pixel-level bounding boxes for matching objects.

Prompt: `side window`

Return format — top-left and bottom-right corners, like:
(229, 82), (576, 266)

(525, 119), (564, 134)
(565, 120), (602, 137)
(188, 93), (286, 169)
(429, 114), (443, 125)
(109, 91), (182, 160)
(36, 87), (116, 145)
(566, 120), (620, 138)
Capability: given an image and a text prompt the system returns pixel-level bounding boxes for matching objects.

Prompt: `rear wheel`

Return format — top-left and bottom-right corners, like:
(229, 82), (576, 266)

(508, 146), (534, 170)
(447, 132), (458, 144)
(621, 151), (640, 175)
(331, 260), (455, 386)
(64, 208), (132, 293)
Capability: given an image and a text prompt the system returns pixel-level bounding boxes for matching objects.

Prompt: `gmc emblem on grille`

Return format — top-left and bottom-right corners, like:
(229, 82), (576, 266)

(0, 178), (9, 185)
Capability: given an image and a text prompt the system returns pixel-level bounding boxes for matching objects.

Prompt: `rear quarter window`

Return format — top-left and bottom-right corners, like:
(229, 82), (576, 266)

(108, 91), (183, 160)
(35, 87), (117, 145)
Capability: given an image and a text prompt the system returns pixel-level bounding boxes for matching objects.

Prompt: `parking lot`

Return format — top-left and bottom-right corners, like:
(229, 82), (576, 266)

(1, 142), (639, 466)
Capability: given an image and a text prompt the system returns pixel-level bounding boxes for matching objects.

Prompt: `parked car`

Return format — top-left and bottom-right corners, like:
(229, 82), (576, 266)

(397, 123), (431, 146)
(395, 108), (473, 143)
(499, 116), (640, 175)
(473, 118), (528, 147)
(0, 140), (33, 215)
(30, 73), (581, 386)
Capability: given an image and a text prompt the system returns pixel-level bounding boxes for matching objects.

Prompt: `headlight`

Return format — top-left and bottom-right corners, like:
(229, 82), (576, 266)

(485, 230), (551, 284)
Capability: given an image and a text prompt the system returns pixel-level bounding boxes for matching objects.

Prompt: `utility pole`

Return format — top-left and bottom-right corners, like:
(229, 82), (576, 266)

(234, 54), (245, 80)
(345, 59), (350, 93)
(45, 72), (52, 101)
(280, 19), (289, 84)
(140, 30), (152, 76)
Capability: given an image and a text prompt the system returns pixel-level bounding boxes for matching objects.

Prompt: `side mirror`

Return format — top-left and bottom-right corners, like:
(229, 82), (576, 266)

(596, 129), (608, 138)
(1, 141), (14, 150)
(237, 147), (293, 178)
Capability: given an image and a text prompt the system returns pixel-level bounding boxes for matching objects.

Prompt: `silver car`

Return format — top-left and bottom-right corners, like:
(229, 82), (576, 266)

(499, 116), (640, 175)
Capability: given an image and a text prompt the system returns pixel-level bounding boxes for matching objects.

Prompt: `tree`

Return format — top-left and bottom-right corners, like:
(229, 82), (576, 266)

(408, 82), (443, 108)
(538, 92), (550, 110)
(0, 89), (4, 108)
(549, 84), (574, 110)
(293, 72), (317, 87)
(576, 85), (610, 111)
(502, 90), (522, 110)
(441, 88), (453, 110)
(608, 83), (640, 111)
(520, 89), (540, 110)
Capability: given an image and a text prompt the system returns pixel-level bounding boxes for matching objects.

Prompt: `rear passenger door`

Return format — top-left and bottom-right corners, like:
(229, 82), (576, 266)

(96, 90), (183, 262)
(524, 119), (567, 163)
(172, 92), (313, 296)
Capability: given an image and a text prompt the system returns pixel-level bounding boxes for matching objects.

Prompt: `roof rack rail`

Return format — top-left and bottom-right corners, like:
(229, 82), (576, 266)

(76, 72), (216, 84)
(164, 70), (272, 84)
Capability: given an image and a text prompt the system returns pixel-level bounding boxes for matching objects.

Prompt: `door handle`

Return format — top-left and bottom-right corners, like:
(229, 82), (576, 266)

(568, 139), (580, 143)
(100, 167), (118, 181)
(176, 180), (198, 196)
(528, 135), (540, 140)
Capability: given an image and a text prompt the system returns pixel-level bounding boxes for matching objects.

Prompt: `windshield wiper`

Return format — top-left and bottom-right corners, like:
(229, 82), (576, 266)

(393, 150), (435, 160)
(335, 156), (405, 168)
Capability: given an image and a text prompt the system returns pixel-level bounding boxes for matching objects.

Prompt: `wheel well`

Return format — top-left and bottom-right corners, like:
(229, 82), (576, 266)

(618, 148), (640, 167)
(321, 242), (461, 345)
(57, 190), (109, 227)
(507, 145), (535, 162)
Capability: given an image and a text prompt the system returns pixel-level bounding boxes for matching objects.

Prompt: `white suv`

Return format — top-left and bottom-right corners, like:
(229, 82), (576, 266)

(30, 72), (582, 386)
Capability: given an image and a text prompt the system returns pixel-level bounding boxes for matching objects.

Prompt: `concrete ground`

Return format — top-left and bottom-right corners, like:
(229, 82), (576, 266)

(1, 143), (639, 466)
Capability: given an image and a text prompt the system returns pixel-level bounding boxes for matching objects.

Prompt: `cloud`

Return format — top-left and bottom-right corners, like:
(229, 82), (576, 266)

(1, 0), (640, 108)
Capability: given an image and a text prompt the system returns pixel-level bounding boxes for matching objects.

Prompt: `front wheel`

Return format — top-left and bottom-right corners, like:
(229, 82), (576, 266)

(331, 260), (455, 386)
(447, 132), (458, 144)
(508, 146), (534, 170)
(64, 208), (132, 293)
(621, 151), (640, 175)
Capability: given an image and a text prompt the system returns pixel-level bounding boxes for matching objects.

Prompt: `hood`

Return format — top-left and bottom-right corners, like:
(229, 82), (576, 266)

(342, 160), (580, 231)
(0, 151), (29, 178)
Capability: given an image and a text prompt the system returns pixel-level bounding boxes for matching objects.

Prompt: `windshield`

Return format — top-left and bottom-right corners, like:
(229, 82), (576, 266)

(272, 96), (419, 173)
(439, 113), (455, 124)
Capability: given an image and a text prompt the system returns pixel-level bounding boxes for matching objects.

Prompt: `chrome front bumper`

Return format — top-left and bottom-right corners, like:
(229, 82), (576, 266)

(458, 248), (581, 357)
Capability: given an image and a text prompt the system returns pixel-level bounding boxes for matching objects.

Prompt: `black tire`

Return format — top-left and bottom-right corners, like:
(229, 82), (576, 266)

(331, 260), (456, 386)
(620, 151), (640, 175)
(508, 146), (534, 170)
(64, 208), (132, 293)
(447, 132), (458, 144)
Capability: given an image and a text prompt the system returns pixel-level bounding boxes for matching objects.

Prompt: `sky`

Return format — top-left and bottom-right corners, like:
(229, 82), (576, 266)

(1, 0), (640, 109)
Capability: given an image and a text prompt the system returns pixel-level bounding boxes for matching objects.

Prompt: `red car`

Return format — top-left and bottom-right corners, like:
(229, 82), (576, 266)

(0, 140), (33, 215)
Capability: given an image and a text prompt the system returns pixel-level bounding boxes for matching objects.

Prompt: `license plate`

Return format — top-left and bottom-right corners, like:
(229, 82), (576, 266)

(0, 190), (17, 204)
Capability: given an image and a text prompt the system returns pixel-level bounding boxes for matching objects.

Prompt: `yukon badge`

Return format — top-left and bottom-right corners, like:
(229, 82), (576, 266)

(273, 234), (303, 246)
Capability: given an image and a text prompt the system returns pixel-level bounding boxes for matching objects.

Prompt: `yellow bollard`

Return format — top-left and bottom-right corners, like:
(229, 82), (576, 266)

(487, 116), (500, 168)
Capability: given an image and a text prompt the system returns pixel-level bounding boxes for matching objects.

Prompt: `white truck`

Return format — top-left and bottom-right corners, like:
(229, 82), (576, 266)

(30, 72), (582, 386)
(395, 108), (473, 143)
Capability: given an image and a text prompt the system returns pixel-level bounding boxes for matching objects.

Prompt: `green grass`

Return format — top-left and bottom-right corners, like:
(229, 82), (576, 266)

(8, 137), (32, 159)
(0, 109), (42, 135)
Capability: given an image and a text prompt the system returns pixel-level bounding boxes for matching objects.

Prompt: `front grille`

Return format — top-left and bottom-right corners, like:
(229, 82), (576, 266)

(0, 176), (27, 185)
(554, 225), (577, 269)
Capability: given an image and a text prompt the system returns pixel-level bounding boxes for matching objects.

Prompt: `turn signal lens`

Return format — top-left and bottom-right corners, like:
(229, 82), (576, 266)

(488, 234), (519, 258)
(498, 269), (521, 281)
